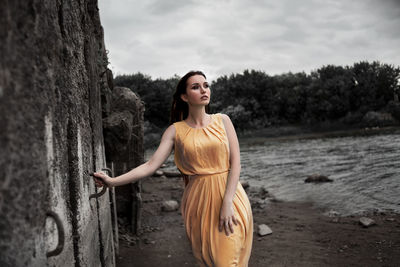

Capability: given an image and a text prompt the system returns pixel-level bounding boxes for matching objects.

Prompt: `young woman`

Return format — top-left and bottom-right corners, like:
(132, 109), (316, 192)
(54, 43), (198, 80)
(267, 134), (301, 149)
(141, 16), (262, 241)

(94, 70), (253, 266)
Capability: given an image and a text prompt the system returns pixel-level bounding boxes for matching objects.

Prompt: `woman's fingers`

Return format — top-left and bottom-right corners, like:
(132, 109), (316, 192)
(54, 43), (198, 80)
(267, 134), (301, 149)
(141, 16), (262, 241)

(93, 172), (107, 187)
(219, 219), (230, 235)
(219, 219), (224, 232)
(220, 218), (235, 236)
(224, 221), (230, 236)
(219, 206), (238, 235)
(228, 219), (235, 234)
(94, 171), (106, 179)
(232, 215), (238, 225)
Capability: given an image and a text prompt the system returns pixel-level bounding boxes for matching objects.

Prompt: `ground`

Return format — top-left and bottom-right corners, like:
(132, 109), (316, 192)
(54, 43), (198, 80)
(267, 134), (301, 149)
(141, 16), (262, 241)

(116, 174), (400, 267)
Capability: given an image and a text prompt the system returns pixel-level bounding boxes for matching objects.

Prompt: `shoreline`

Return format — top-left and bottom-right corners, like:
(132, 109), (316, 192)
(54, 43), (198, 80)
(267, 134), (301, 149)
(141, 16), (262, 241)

(238, 125), (400, 144)
(116, 175), (400, 267)
(145, 124), (400, 150)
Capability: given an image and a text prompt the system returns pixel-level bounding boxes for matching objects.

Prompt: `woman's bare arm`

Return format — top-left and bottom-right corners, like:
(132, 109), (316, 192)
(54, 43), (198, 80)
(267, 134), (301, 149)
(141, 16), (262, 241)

(94, 124), (176, 187)
(219, 113), (241, 235)
(221, 113), (241, 203)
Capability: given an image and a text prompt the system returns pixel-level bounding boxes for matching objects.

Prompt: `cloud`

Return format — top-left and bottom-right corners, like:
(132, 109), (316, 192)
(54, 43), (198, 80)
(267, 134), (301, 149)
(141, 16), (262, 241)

(99, 0), (400, 81)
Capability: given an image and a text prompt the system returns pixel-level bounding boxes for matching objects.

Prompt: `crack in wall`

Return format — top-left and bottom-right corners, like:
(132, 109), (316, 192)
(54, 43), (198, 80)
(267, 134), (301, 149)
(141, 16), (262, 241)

(95, 196), (106, 267)
(67, 119), (81, 267)
(58, 0), (65, 38)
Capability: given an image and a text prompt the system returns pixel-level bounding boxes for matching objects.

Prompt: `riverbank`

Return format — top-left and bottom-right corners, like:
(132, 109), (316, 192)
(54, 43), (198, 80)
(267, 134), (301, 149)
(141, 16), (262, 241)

(145, 123), (400, 150)
(116, 174), (400, 267)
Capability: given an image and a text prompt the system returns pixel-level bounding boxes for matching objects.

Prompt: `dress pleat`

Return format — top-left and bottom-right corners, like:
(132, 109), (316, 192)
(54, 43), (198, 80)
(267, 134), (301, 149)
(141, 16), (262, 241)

(174, 113), (253, 267)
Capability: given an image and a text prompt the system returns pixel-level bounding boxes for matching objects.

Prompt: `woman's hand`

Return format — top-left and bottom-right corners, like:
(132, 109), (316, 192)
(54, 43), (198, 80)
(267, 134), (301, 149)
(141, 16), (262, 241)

(93, 171), (114, 188)
(219, 201), (238, 236)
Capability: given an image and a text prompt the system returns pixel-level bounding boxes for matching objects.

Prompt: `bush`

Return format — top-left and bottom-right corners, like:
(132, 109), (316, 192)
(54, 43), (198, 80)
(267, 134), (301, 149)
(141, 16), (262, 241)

(220, 105), (252, 130)
(386, 101), (400, 121)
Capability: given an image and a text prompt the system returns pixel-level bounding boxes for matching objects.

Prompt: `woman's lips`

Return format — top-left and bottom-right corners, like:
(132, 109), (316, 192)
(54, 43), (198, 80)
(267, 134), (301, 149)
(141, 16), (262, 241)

(201, 96), (208, 100)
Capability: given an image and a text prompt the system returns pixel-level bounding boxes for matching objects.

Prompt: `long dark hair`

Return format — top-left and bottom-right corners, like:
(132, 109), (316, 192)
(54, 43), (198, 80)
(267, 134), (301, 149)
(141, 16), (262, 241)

(170, 70), (210, 123)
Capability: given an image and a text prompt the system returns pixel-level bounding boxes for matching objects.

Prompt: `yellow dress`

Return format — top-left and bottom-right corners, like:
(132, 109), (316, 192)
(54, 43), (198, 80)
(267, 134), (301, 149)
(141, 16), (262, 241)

(173, 113), (253, 267)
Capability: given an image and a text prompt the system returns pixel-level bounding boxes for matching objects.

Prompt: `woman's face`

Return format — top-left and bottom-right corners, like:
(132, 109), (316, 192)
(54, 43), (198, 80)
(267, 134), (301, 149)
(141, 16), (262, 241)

(181, 74), (211, 106)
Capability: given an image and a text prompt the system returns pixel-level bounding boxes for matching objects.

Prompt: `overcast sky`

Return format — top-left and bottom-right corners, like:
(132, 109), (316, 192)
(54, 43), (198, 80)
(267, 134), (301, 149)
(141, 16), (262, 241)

(98, 0), (400, 81)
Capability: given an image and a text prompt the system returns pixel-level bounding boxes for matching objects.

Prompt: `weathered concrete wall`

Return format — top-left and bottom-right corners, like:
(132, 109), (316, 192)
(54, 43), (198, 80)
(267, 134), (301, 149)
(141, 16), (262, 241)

(0, 0), (115, 266)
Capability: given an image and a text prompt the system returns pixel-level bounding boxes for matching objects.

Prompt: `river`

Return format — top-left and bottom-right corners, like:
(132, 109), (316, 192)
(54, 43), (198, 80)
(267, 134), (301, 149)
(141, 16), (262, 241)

(147, 129), (400, 216)
(239, 130), (400, 216)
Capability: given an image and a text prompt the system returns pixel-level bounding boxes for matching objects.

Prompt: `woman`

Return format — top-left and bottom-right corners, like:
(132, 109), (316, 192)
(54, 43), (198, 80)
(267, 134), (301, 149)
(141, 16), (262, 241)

(94, 70), (253, 266)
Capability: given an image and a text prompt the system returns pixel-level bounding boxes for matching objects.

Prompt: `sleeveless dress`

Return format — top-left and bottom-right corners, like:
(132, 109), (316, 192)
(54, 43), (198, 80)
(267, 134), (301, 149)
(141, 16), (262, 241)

(173, 113), (253, 267)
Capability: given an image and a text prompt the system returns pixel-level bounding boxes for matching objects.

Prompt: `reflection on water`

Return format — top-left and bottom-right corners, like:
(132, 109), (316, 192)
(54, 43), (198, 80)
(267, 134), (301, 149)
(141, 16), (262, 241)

(240, 131), (400, 216)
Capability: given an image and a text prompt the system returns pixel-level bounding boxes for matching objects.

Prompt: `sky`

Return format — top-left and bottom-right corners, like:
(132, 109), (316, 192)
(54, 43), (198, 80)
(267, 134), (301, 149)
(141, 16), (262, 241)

(98, 0), (400, 81)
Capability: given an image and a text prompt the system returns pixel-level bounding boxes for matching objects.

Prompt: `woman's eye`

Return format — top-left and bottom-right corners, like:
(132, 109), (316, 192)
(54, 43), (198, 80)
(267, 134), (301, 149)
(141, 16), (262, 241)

(192, 85), (199, 89)
(204, 84), (209, 88)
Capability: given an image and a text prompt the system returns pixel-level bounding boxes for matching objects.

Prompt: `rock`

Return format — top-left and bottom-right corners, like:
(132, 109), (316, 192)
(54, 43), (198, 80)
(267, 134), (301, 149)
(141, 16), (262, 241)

(111, 87), (142, 115)
(103, 111), (134, 157)
(359, 217), (376, 227)
(327, 210), (340, 217)
(257, 199), (266, 205)
(154, 170), (164, 176)
(258, 224), (273, 236)
(305, 174), (333, 183)
(251, 197), (267, 210)
(240, 181), (250, 189)
(259, 186), (269, 199)
(249, 186), (260, 194)
(162, 200), (179, 212)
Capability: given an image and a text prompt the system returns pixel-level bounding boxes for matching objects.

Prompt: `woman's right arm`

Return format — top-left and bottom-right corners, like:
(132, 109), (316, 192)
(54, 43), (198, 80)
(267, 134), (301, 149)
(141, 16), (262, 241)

(93, 124), (176, 187)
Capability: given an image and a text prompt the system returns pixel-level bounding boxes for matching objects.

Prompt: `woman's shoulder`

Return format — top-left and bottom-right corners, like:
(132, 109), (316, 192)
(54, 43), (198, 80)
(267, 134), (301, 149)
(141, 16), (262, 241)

(171, 119), (185, 129)
(164, 124), (176, 134)
(214, 112), (228, 117)
(170, 120), (185, 134)
(215, 113), (230, 122)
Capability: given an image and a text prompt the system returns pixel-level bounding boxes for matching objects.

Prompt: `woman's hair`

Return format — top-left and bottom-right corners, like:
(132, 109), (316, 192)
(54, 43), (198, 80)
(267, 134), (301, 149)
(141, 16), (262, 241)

(170, 70), (210, 123)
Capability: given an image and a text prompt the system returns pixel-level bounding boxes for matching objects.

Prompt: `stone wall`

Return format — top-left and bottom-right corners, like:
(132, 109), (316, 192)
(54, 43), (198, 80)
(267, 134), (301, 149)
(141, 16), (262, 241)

(0, 0), (115, 266)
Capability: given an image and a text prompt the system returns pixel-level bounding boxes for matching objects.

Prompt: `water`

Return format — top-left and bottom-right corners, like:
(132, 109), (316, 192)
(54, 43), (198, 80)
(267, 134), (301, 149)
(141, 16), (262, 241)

(147, 130), (400, 216)
(239, 132), (400, 216)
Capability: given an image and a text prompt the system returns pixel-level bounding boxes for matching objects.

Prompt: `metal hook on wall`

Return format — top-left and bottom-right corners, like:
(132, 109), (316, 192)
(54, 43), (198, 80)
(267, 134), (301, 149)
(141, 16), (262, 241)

(89, 167), (113, 200)
(46, 211), (65, 257)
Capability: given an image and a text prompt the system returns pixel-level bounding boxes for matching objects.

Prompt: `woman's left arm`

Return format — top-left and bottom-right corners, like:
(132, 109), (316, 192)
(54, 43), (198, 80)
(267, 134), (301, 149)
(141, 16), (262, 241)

(219, 113), (241, 236)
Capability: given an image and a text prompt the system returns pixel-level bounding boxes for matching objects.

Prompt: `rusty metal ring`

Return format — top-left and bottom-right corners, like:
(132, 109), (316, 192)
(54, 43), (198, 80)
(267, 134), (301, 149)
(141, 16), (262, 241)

(89, 168), (112, 199)
(46, 211), (65, 257)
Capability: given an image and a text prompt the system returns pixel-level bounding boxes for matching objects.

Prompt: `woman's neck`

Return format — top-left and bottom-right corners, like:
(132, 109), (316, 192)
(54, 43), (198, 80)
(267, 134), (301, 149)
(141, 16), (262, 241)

(185, 108), (210, 127)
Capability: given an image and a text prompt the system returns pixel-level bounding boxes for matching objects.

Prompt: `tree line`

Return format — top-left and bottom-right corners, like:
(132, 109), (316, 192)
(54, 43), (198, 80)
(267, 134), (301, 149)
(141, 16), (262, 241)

(114, 61), (400, 132)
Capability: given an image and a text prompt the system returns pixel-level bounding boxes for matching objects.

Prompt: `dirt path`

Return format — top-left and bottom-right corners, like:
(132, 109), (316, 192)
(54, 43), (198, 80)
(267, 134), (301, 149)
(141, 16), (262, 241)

(116, 175), (400, 267)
